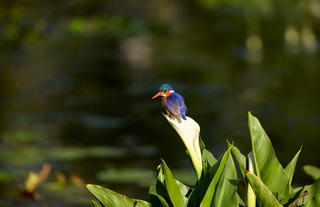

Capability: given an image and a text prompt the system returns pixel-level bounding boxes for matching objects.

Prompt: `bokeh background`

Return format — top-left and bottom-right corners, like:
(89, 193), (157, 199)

(1, 0), (320, 206)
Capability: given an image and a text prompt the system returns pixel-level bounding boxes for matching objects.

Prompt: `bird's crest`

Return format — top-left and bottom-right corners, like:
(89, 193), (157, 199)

(159, 83), (173, 92)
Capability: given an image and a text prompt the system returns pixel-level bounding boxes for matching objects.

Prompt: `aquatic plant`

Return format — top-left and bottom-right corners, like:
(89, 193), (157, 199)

(87, 112), (320, 207)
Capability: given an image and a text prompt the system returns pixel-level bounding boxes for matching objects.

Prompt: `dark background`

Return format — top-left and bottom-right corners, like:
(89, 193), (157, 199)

(0, 0), (320, 206)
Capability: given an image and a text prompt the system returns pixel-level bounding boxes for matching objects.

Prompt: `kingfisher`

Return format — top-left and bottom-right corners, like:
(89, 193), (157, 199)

(152, 84), (187, 120)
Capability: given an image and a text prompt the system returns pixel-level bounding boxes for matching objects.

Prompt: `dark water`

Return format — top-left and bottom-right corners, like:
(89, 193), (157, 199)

(0, 0), (320, 206)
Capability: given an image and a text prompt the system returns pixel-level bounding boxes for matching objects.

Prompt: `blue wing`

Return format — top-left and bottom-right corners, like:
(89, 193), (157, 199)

(164, 93), (187, 120)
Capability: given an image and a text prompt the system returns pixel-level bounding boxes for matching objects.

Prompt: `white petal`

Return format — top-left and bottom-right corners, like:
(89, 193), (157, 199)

(163, 114), (202, 179)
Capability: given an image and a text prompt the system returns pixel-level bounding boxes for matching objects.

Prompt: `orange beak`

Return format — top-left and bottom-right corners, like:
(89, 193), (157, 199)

(152, 92), (163, 99)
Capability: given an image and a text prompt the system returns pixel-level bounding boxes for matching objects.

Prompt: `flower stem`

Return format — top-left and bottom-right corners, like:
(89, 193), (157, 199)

(247, 152), (256, 207)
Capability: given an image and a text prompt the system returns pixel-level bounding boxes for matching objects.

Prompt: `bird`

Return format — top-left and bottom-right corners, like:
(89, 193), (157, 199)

(152, 84), (187, 120)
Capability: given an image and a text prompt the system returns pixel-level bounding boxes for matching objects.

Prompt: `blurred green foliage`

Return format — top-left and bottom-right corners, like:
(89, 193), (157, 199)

(0, 0), (320, 206)
(96, 168), (155, 186)
(304, 165), (320, 180)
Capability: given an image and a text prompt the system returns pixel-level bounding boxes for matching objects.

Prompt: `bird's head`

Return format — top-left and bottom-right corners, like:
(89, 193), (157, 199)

(152, 83), (175, 99)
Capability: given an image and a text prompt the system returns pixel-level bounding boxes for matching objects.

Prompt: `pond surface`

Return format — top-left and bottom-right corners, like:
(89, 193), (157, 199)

(0, 0), (320, 206)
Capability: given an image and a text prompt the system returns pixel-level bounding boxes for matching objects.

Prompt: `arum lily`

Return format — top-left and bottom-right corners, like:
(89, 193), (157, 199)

(163, 114), (202, 179)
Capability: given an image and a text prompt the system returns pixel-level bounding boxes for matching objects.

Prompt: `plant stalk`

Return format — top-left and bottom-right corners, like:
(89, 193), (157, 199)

(247, 152), (256, 207)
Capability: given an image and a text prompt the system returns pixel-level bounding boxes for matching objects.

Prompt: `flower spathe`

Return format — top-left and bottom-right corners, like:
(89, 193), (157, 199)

(163, 114), (202, 179)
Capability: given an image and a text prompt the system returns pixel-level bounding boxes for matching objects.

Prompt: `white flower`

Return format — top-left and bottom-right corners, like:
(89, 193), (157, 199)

(163, 114), (202, 179)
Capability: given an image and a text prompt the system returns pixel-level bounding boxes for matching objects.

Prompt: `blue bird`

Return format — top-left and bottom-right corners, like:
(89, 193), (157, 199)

(152, 84), (187, 120)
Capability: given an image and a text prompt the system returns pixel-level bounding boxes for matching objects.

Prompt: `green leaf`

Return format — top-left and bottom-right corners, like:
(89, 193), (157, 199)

(211, 153), (239, 207)
(236, 194), (246, 207)
(285, 147), (302, 186)
(200, 148), (231, 207)
(91, 200), (103, 207)
(199, 136), (206, 151)
(154, 165), (174, 206)
(149, 184), (169, 207)
(245, 171), (283, 207)
(161, 159), (186, 207)
(248, 112), (290, 202)
(157, 164), (165, 183)
(202, 148), (217, 173)
(186, 149), (228, 207)
(230, 145), (246, 177)
(297, 178), (320, 207)
(176, 179), (190, 197)
(86, 184), (151, 207)
(304, 165), (320, 181)
(154, 166), (191, 205)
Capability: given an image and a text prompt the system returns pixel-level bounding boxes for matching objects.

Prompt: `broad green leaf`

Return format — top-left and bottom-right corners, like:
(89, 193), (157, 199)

(154, 165), (174, 206)
(186, 149), (228, 207)
(211, 154), (239, 207)
(285, 147), (301, 186)
(202, 148), (217, 173)
(304, 165), (320, 180)
(86, 184), (151, 207)
(176, 179), (190, 197)
(297, 178), (320, 207)
(248, 112), (290, 202)
(230, 145), (246, 177)
(245, 171), (283, 207)
(161, 159), (186, 207)
(200, 148), (231, 207)
(91, 200), (103, 207)
(150, 178), (189, 207)
(229, 144), (249, 207)
(149, 184), (169, 207)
